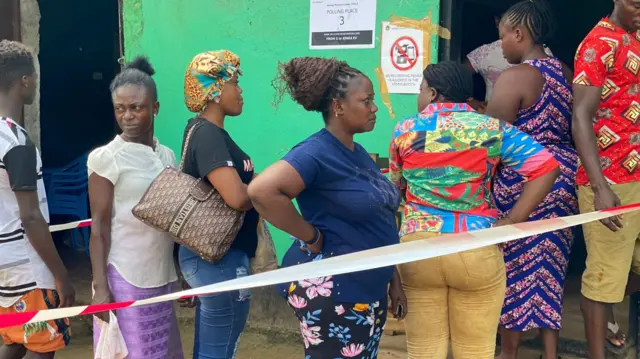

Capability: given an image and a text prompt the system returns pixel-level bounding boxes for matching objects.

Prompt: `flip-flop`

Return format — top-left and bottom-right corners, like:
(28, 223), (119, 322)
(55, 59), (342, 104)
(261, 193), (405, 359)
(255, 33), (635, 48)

(606, 321), (626, 352)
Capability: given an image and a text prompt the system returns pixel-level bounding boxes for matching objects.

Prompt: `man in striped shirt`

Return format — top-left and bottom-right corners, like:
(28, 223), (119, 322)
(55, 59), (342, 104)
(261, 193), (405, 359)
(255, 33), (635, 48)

(0, 40), (74, 358)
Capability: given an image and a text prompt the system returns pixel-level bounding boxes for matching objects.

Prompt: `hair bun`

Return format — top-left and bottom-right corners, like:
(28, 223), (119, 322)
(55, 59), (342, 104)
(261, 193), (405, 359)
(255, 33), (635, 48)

(125, 56), (155, 76)
(277, 57), (343, 112)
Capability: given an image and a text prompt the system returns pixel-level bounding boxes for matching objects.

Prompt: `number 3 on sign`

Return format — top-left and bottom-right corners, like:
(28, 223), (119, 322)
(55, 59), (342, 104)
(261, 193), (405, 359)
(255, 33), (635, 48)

(339, 15), (345, 25)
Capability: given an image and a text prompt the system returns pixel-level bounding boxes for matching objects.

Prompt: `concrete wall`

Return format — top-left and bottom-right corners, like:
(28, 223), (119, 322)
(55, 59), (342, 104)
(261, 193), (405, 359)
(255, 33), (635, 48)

(20, 0), (41, 148)
(122, 0), (441, 260)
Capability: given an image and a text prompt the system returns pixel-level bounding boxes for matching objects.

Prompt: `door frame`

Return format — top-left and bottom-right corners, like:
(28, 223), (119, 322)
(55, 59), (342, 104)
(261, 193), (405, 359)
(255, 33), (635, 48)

(117, 0), (125, 67)
(0, 0), (21, 41)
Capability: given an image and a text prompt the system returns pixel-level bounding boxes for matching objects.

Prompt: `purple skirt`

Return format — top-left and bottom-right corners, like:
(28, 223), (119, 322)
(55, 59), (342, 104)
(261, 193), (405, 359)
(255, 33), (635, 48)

(93, 265), (183, 359)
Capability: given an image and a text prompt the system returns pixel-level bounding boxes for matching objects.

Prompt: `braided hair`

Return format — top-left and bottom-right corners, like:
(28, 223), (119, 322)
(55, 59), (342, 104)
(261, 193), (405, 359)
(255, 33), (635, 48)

(501, 0), (556, 45)
(422, 61), (473, 103)
(273, 57), (364, 120)
(110, 56), (158, 101)
(0, 40), (35, 91)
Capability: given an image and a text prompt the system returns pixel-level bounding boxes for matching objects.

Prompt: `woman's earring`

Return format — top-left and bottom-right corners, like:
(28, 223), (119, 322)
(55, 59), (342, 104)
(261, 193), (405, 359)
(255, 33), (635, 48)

(214, 96), (221, 104)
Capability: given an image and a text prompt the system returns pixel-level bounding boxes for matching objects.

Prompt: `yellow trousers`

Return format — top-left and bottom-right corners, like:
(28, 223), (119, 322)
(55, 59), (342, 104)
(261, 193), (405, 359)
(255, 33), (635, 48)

(398, 232), (506, 359)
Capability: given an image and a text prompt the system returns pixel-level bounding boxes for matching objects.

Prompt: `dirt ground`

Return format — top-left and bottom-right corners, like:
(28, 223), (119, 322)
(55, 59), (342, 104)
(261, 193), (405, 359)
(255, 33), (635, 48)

(5, 246), (626, 358)
(55, 316), (572, 359)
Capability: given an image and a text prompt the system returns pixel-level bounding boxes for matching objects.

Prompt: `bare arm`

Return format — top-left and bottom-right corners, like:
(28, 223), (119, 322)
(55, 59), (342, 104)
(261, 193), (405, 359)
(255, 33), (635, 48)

(506, 168), (560, 223)
(207, 167), (253, 211)
(572, 84), (623, 230)
(486, 67), (543, 123)
(88, 173), (114, 292)
(498, 125), (561, 224)
(189, 123), (253, 211)
(572, 85), (607, 189)
(247, 161), (316, 243)
(16, 192), (73, 289)
(6, 143), (74, 307)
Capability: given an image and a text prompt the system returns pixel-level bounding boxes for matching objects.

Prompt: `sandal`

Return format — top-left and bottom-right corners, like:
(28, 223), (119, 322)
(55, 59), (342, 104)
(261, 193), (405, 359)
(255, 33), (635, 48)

(606, 321), (626, 350)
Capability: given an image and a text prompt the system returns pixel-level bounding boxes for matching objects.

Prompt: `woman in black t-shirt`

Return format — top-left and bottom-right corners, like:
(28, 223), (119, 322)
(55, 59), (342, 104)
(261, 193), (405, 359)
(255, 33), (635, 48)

(178, 50), (258, 359)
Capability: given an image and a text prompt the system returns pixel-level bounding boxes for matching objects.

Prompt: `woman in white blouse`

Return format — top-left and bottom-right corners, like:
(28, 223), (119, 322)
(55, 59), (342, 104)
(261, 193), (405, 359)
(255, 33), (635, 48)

(87, 57), (183, 358)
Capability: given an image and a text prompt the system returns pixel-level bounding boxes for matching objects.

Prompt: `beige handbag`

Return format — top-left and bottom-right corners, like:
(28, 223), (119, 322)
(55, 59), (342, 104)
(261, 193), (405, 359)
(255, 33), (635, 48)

(132, 122), (244, 262)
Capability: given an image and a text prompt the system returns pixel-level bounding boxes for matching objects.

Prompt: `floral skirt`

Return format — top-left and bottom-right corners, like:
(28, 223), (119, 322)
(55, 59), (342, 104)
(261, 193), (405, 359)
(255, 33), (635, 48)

(285, 276), (387, 359)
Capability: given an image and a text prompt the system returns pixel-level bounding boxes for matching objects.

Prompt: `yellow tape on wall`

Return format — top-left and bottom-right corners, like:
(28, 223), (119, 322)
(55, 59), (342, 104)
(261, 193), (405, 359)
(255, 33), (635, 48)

(376, 11), (452, 118)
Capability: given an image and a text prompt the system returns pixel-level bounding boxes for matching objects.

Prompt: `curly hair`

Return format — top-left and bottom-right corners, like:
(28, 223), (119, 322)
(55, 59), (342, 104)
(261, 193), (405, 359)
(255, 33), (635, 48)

(272, 57), (363, 119)
(0, 40), (35, 91)
(110, 56), (158, 101)
(501, 0), (556, 45)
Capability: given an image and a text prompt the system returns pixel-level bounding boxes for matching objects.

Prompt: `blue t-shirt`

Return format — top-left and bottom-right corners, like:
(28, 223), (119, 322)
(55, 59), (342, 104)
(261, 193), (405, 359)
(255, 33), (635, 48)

(278, 129), (401, 304)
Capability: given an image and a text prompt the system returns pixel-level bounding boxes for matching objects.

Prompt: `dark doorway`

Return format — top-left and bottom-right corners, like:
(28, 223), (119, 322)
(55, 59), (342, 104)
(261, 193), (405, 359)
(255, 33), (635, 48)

(37, 0), (121, 168)
(453, 0), (614, 277)
(455, 0), (613, 103)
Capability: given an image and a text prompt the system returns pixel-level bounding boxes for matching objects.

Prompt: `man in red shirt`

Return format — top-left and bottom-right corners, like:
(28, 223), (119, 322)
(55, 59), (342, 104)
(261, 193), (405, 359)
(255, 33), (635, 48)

(573, 1), (640, 358)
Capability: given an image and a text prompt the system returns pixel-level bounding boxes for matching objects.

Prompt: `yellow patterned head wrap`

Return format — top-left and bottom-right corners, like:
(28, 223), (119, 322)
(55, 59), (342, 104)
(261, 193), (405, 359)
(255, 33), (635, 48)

(184, 50), (241, 113)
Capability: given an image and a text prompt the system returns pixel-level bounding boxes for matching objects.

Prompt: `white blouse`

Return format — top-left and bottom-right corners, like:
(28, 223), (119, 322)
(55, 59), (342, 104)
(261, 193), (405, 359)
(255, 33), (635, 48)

(88, 135), (178, 288)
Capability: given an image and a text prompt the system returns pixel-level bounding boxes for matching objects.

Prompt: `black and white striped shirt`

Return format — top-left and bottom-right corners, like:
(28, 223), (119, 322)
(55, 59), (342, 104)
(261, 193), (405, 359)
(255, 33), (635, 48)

(0, 117), (54, 308)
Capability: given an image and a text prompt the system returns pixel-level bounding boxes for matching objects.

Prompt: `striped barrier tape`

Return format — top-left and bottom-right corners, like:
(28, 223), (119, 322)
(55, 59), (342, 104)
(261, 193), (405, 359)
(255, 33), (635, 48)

(49, 219), (92, 233)
(3, 203), (638, 329)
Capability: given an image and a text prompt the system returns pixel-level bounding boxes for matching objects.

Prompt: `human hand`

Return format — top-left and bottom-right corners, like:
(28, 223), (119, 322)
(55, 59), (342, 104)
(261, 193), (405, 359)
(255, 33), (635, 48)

(388, 283), (407, 320)
(91, 284), (112, 323)
(594, 185), (623, 231)
(177, 279), (197, 308)
(299, 229), (323, 255)
(55, 277), (75, 309)
(493, 217), (514, 228)
(467, 98), (487, 113)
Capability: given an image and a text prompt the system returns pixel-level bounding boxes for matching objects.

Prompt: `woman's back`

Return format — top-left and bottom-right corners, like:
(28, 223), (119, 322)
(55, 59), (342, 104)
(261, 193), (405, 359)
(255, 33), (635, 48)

(494, 56), (577, 212)
(515, 57), (574, 150)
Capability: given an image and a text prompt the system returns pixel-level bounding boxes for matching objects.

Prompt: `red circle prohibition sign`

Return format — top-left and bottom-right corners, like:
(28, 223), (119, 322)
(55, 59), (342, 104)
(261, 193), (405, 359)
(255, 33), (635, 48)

(390, 36), (419, 71)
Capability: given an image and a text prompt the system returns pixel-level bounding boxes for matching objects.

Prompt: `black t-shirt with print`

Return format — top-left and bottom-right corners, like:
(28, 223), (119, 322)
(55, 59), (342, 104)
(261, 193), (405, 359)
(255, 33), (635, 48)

(181, 117), (258, 258)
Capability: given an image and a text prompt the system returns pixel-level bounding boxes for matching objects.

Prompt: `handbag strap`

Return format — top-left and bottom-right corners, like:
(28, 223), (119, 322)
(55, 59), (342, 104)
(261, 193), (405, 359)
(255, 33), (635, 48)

(179, 121), (201, 172)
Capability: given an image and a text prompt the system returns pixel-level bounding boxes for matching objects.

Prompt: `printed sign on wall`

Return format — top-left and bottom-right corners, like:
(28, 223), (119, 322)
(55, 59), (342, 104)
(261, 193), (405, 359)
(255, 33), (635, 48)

(380, 21), (424, 94)
(309, 0), (377, 50)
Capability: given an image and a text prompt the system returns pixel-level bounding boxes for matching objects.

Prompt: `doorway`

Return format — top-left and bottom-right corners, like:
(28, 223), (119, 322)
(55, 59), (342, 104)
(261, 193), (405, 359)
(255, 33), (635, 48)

(453, 0), (614, 277)
(37, 0), (121, 168)
(446, 1), (631, 352)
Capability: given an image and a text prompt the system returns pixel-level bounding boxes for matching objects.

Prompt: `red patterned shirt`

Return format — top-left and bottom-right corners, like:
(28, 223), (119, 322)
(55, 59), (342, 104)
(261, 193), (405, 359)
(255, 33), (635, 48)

(574, 18), (640, 186)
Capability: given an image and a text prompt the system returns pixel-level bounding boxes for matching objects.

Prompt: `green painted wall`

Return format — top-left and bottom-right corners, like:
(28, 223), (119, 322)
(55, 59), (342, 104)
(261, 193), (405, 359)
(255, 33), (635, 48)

(123, 0), (440, 260)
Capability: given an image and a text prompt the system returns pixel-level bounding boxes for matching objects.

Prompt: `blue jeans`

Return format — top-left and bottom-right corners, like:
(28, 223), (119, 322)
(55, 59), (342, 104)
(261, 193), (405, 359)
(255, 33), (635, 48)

(179, 247), (252, 359)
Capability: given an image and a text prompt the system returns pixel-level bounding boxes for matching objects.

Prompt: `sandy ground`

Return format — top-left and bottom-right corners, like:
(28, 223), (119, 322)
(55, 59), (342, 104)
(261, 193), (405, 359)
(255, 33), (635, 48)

(55, 317), (575, 359)
(3, 246), (628, 358)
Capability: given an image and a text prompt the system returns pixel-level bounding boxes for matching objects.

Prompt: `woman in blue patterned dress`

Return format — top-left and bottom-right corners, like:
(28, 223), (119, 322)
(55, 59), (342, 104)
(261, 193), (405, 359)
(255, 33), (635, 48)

(486, 2), (578, 359)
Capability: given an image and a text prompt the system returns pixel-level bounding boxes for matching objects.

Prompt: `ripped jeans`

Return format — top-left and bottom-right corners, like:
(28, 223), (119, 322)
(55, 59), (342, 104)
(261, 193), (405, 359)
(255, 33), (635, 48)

(179, 247), (251, 359)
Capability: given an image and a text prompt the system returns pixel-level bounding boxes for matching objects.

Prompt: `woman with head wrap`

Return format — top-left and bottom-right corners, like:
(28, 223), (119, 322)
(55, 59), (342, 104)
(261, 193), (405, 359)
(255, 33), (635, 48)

(178, 50), (258, 359)
(389, 61), (560, 359)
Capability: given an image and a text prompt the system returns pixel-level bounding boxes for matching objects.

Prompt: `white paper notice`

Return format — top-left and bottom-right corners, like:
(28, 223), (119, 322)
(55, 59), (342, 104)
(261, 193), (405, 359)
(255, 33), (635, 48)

(309, 0), (377, 50)
(380, 21), (424, 94)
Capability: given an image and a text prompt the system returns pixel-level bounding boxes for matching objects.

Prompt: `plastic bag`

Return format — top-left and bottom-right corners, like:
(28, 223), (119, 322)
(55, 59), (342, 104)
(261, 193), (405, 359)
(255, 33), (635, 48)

(94, 311), (128, 359)
(250, 217), (278, 274)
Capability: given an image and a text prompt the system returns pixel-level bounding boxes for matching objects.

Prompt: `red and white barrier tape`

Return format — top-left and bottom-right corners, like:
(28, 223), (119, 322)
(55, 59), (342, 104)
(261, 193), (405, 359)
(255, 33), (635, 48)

(49, 219), (92, 233)
(2, 203), (638, 329)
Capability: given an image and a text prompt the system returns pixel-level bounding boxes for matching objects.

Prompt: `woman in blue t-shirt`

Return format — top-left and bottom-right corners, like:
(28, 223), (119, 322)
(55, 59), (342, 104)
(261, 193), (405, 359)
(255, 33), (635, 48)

(248, 57), (406, 358)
